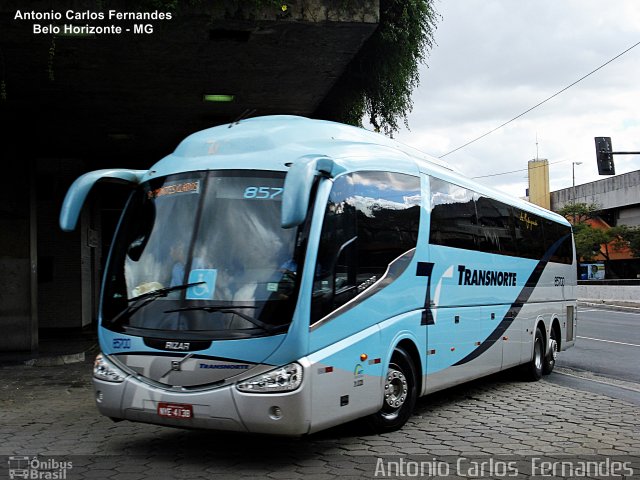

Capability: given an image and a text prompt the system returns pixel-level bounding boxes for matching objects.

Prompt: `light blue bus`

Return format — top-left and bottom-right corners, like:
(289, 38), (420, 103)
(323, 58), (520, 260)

(60, 116), (576, 435)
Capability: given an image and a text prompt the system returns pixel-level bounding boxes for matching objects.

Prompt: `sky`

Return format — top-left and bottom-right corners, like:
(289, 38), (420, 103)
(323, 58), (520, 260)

(392, 0), (640, 199)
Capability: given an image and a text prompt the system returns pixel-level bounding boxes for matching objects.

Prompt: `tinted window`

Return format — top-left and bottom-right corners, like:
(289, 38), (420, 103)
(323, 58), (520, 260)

(430, 178), (478, 251)
(353, 171), (421, 282)
(475, 196), (517, 256)
(543, 219), (573, 264)
(429, 177), (573, 264)
(513, 207), (545, 260)
(312, 175), (358, 321)
(311, 171), (420, 323)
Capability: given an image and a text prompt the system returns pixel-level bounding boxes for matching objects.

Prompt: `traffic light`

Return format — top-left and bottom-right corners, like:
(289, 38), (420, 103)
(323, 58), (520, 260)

(594, 137), (615, 175)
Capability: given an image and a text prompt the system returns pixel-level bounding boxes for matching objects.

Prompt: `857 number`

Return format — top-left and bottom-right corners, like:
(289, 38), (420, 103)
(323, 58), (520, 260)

(243, 186), (283, 199)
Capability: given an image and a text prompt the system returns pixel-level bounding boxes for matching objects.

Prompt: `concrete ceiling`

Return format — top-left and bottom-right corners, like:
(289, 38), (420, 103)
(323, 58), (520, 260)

(1, 0), (378, 167)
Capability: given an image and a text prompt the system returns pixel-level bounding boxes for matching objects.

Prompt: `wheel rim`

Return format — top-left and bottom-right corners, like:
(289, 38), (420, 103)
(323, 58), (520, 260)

(534, 339), (543, 370)
(383, 366), (408, 414)
(549, 338), (558, 361)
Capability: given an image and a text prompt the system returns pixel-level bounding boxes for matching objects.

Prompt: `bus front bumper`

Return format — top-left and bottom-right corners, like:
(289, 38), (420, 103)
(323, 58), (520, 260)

(92, 373), (311, 436)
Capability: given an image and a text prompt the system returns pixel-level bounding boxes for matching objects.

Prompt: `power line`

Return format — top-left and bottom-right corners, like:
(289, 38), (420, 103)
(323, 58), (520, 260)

(471, 158), (568, 179)
(439, 40), (640, 159)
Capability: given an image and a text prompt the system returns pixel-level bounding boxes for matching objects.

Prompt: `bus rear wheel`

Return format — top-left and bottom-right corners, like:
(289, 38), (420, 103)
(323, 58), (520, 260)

(365, 347), (417, 433)
(543, 327), (558, 375)
(524, 327), (544, 381)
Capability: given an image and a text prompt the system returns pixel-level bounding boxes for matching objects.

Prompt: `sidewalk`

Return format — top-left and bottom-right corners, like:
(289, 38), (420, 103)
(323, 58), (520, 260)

(578, 299), (640, 312)
(0, 329), (97, 368)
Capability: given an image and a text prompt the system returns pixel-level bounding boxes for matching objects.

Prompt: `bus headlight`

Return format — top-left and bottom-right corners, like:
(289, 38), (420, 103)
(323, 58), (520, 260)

(236, 362), (302, 393)
(93, 353), (125, 383)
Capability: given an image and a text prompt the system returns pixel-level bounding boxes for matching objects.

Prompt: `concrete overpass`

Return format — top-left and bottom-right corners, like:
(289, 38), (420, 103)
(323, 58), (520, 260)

(551, 169), (640, 280)
(551, 170), (640, 227)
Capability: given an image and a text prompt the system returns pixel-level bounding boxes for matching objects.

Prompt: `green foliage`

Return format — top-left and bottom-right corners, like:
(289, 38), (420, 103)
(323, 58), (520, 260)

(137, 0), (180, 11)
(573, 224), (613, 261)
(316, 0), (439, 136)
(628, 227), (640, 258)
(362, 0), (438, 134)
(610, 225), (640, 258)
(563, 203), (639, 260)
(557, 202), (600, 225)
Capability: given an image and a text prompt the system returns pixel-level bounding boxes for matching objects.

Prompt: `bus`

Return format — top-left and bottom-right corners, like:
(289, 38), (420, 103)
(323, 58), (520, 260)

(60, 115), (576, 435)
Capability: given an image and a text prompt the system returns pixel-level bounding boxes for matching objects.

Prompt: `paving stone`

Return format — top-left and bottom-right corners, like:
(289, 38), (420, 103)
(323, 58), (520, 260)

(1, 359), (639, 478)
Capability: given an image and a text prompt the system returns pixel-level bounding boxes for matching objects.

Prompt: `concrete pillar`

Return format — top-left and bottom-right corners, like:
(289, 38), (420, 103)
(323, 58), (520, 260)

(0, 156), (38, 351)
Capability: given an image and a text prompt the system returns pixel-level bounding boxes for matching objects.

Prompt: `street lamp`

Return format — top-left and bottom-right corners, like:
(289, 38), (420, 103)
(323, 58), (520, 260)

(572, 162), (582, 197)
(572, 161), (582, 224)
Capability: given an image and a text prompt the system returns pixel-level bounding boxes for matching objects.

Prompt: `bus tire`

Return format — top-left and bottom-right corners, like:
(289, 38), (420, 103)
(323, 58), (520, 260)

(365, 347), (417, 433)
(524, 327), (544, 381)
(543, 327), (558, 375)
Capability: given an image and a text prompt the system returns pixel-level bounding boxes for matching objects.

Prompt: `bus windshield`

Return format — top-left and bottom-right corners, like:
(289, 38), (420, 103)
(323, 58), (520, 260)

(102, 170), (301, 339)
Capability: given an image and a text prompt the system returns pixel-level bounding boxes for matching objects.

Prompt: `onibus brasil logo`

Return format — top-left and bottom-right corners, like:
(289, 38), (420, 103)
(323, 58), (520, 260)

(7, 456), (72, 479)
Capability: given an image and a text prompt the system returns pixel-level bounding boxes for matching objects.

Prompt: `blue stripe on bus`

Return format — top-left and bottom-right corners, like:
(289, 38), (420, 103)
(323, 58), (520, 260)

(452, 234), (570, 366)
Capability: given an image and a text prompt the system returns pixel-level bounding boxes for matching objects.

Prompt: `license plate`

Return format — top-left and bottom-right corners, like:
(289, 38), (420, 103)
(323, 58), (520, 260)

(157, 402), (193, 419)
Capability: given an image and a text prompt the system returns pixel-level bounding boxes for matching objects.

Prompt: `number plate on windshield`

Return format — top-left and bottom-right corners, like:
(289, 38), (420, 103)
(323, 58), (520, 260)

(157, 402), (193, 419)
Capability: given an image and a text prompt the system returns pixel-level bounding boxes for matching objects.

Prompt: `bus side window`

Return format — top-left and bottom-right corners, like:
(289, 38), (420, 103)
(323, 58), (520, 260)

(311, 171), (420, 324)
(311, 176), (357, 321)
(476, 196), (517, 256)
(429, 178), (478, 251)
(543, 219), (573, 264)
(429, 176), (571, 264)
(353, 171), (420, 285)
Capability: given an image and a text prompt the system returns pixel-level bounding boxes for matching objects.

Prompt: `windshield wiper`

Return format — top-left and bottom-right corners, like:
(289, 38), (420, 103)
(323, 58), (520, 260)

(163, 304), (281, 332)
(109, 282), (205, 326)
(127, 281), (206, 303)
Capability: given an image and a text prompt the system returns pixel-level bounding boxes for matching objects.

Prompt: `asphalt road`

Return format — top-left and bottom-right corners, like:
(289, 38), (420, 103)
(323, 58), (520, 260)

(548, 306), (640, 406)
(558, 307), (640, 383)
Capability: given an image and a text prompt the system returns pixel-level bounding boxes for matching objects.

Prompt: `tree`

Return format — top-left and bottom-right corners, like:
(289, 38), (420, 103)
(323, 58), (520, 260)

(557, 202), (600, 225)
(627, 227), (640, 258)
(609, 225), (640, 258)
(558, 203), (638, 261)
(314, 0), (439, 136)
(572, 223), (618, 261)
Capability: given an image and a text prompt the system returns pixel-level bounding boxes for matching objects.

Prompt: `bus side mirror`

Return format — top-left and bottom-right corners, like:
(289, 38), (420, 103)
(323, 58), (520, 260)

(59, 169), (146, 232)
(281, 156), (342, 229)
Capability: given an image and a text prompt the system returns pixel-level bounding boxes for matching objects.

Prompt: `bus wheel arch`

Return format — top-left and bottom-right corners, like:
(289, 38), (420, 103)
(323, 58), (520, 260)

(543, 319), (561, 375)
(365, 342), (419, 433)
(395, 338), (423, 395)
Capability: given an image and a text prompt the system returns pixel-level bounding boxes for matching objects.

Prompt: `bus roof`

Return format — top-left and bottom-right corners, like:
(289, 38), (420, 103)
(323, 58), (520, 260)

(146, 115), (569, 226)
(149, 115), (452, 174)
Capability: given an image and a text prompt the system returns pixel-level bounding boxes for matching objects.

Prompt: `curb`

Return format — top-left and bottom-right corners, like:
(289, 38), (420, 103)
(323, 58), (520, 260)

(578, 301), (640, 313)
(0, 342), (96, 368)
(555, 366), (640, 393)
(23, 352), (86, 367)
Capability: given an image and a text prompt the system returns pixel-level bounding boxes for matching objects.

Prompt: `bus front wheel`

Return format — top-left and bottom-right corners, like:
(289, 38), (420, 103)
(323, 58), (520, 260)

(365, 347), (417, 433)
